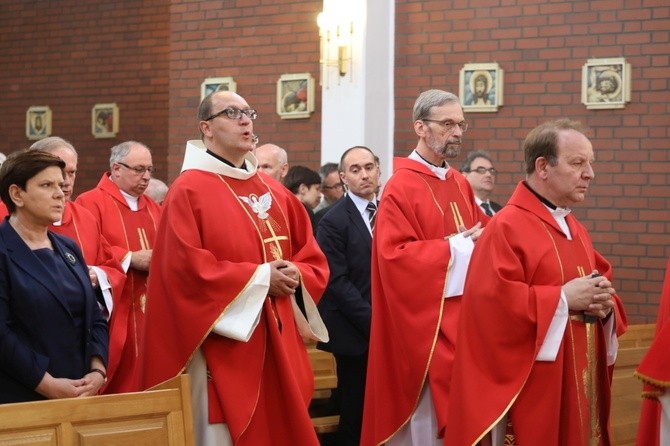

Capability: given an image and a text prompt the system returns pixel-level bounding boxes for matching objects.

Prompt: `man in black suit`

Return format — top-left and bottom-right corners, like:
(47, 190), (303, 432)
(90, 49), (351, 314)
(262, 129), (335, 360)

(316, 146), (380, 446)
(460, 150), (503, 216)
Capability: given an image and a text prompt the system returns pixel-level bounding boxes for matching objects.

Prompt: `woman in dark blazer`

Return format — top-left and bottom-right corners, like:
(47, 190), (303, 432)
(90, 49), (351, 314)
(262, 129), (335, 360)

(0, 150), (109, 403)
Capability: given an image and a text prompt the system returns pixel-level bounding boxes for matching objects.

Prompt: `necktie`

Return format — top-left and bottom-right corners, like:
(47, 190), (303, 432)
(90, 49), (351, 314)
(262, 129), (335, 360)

(480, 202), (493, 217)
(366, 201), (377, 231)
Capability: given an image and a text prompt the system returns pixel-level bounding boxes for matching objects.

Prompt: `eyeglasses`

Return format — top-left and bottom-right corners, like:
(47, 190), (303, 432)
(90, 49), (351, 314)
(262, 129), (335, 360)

(322, 183), (344, 190)
(422, 119), (468, 133)
(205, 107), (258, 121)
(465, 167), (497, 175)
(117, 162), (156, 175)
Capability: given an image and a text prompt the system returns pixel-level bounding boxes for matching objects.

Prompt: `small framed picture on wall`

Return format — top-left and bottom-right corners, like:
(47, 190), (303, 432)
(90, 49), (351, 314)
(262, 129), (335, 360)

(92, 103), (119, 139)
(459, 63), (504, 113)
(201, 77), (237, 100)
(581, 57), (631, 110)
(26, 106), (52, 140)
(276, 73), (315, 119)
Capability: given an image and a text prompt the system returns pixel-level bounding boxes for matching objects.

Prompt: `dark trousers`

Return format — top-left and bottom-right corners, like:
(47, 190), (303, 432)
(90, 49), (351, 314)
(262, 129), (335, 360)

(333, 352), (368, 446)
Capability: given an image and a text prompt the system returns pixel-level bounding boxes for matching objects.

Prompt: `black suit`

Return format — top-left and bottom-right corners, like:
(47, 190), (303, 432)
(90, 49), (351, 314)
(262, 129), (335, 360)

(0, 220), (109, 403)
(316, 194), (372, 446)
(490, 200), (502, 212)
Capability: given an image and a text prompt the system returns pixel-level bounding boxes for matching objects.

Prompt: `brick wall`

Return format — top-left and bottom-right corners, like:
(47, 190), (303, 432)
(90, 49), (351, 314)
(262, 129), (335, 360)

(166, 0), (323, 178)
(1, 0), (669, 322)
(395, 0), (670, 323)
(0, 0), (170, 194)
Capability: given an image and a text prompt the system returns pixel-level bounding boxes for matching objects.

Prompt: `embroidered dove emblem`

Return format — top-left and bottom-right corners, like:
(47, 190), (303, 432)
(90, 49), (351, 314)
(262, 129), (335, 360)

(239, 192), (272, 220)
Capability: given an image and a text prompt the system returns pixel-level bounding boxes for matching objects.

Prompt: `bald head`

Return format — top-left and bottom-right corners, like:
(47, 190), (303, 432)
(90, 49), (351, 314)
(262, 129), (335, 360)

(255, 143), (289, 181)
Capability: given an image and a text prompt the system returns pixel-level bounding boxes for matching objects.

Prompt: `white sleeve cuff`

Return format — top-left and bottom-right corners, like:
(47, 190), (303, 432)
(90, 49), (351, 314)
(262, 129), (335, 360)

(445, 233), (474, 298)
(212, 263), (270, 342)
(536, 290), (568, 361)
(91, 265), (113, 321)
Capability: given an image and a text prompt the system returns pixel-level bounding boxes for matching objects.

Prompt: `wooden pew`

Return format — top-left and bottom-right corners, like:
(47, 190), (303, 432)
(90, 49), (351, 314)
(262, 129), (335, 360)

(307, 341), (340, 436)
(0, 374), (194, 445)
(611, 323), (655, 446)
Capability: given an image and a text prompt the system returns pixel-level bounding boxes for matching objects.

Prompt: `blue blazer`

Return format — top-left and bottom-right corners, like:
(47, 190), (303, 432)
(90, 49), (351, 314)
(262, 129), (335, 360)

(315, 195), (372, 356)
(0, 219), (109, 403)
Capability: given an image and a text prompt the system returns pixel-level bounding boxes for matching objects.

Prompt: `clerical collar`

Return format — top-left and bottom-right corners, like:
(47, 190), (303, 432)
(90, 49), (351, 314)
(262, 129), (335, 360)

(522, 181), (571, 219)
(414, 151), (447, 168)
(206, 149), (247, 171)
(522, 181), (557, 210)
(409, 150), (449, 180)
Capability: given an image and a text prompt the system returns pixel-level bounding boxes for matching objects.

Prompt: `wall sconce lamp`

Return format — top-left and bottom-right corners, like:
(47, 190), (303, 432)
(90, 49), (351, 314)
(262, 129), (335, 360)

(317, 11), (353, 87)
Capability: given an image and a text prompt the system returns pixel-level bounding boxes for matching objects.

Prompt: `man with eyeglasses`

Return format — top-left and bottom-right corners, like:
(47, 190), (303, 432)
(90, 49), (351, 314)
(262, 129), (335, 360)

(314, 163), (344, 212)
(76, 140), (162, 394)
(141, 90), (329, 446)
(460, 150), (503, 216)
(361, 90), (489, 446)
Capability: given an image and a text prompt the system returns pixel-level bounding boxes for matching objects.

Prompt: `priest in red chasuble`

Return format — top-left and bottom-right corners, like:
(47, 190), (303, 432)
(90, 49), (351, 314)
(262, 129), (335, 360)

(141, 91), (329, 446)
(635, 258), (670, 446)
(361, 90), (489, 446)
(76, 141), (161, 393)
(446, 119), (627, 446)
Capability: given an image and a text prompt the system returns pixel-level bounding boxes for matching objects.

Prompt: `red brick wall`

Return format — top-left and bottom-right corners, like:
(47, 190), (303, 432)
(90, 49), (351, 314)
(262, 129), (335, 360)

(0, 0), (171, 194)
(166, 0), (323, 179)
(1, 0), (669, 322)
(395, 0), (670, 323)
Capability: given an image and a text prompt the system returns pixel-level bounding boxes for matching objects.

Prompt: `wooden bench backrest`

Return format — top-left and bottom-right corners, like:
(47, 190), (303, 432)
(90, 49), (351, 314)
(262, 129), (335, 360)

(0, 374), (194, 446)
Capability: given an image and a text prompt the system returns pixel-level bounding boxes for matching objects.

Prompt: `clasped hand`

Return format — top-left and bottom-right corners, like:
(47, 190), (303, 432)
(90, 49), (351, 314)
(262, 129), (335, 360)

(35, 371), (105, 399)
(562, 270), (615, 319)
(268, 259), (300, 297)
(458, 222), (484, 242)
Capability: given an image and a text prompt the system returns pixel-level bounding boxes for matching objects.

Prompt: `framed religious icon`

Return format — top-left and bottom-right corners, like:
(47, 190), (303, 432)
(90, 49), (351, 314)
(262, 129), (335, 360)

(276, 73), (315, 119)
(459, 63), (504, 113)
(581, 58), (631, 110)
(26, 106), (52, 140)
(200, 77), (237, 100)
(92, 103), (119, 139)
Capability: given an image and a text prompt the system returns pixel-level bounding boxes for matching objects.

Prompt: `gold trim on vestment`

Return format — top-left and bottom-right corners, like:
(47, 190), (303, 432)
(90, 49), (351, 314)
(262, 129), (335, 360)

(544, 221), (601, 445)
(378, 171), (455, 445)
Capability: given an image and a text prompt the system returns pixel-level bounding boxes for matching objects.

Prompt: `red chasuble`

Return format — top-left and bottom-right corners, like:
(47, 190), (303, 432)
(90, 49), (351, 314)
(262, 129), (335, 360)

(635, 258), (670, 446)
(49, 201), (126, 389)
(75, 174), (161, 393)
(361, 157), (489, 446)
(446, 182), (628, 446)
(141, 147), (329, 446)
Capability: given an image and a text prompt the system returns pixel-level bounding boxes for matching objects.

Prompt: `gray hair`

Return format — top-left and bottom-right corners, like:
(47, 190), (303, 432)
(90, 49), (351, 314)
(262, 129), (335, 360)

(109, 141), (150, 168)
(29, 136), (78, 158)
(412, 90), (461, 122)
(318, 162), (339, 184)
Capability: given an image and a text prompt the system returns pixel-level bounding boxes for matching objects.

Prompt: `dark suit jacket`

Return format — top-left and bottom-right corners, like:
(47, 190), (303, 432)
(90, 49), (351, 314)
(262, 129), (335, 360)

(315, 195), (372, 356)
(490, 200), (502, 213)
(0, 220), (109, 403)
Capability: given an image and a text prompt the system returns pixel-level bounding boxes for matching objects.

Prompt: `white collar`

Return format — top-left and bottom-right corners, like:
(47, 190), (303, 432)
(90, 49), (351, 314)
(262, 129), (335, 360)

(348, 192), (377, 216)
(409, 150), (449, 180)
(182, 140), (258, 179)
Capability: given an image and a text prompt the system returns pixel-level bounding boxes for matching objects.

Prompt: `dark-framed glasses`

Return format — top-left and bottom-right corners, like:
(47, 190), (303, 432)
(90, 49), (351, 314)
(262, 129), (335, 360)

(466, 167), (497, 175)
(422, 119), (468, 133)
(322, 183), (344, 191)
(117, 162), (156, 175)
(205, 107), (258, 121)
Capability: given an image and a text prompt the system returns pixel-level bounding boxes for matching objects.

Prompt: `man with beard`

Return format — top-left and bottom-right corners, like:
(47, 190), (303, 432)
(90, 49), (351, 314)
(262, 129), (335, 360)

(360, 90), (489, 446)
(472, 74), (491, 105)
